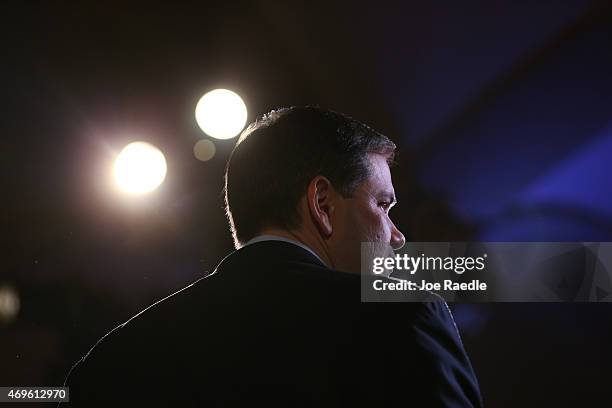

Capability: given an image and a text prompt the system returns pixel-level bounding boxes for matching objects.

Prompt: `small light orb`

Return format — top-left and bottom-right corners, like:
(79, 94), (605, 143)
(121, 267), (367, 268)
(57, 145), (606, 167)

(0, 285), (20, 324)
(195, 89), (247, 139)
(193, 139), (216, 162)
(114, 142), (167, 194)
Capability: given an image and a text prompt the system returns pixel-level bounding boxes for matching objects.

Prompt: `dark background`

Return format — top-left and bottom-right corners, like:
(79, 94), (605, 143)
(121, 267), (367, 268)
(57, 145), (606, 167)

(2, 1), (612, 406)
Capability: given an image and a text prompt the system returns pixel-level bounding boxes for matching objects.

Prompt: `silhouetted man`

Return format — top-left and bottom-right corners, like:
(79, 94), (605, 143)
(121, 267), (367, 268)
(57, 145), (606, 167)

(64, 107), (482, 407)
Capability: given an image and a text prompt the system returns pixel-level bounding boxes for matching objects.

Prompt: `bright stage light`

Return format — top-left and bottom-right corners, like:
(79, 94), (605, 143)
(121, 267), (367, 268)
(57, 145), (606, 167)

(195, 89), (247, 139)
(114, 142), (167, 195)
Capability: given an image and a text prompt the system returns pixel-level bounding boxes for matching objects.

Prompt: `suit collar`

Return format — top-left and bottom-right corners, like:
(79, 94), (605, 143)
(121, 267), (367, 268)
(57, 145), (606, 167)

(242, 234), (328, 267)
(212, 240), (328, 276)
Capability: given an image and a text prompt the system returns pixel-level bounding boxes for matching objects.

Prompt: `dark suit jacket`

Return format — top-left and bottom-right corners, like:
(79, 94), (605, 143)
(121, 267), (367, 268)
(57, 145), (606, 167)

(63, 240), (482, 407)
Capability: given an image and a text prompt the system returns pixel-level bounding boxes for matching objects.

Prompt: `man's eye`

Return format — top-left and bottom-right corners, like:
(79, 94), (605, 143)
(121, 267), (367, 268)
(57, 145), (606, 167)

(378, 202), (391, 210)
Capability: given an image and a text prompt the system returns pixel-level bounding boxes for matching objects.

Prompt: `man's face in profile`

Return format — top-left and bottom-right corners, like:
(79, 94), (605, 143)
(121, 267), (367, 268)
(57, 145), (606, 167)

(329, 153), (406, 273)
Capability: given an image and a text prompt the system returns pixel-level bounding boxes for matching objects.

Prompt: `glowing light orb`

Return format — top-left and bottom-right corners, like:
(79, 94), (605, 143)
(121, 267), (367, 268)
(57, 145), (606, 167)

(114, 142), (167, 194)
(195, 89), (247, 139)
(193, 139), (216, 162)
(0, 285), (19, 324)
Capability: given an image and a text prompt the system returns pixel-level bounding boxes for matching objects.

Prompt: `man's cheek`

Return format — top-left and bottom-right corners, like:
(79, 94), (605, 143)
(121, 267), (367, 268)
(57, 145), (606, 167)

(371, 216), (387, 241)
(364, 222), (382, 242)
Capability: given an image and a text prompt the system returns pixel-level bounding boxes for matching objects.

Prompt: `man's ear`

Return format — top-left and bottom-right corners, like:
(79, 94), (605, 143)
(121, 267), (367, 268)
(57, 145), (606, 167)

(306, 176), (335, 237)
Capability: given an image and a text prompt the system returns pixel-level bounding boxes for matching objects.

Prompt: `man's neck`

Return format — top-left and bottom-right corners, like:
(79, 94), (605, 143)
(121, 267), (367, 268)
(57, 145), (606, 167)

(256, 228), (334, 269)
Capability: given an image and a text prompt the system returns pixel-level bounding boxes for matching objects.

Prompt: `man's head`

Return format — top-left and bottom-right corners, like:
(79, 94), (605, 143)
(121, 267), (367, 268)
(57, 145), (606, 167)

(223, 106), (405, 272)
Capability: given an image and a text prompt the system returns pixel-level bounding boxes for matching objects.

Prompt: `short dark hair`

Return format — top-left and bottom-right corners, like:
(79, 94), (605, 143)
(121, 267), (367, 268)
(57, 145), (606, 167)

(223, 106), (396, 246)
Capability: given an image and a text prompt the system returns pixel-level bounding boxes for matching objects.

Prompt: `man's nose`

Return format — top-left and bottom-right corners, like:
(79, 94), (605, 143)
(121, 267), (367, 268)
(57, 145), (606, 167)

(390, 222), (406, 250)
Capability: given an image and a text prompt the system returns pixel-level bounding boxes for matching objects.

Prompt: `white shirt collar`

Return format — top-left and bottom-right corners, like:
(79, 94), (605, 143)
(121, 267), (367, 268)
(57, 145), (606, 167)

(242, 234), (328, 267)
